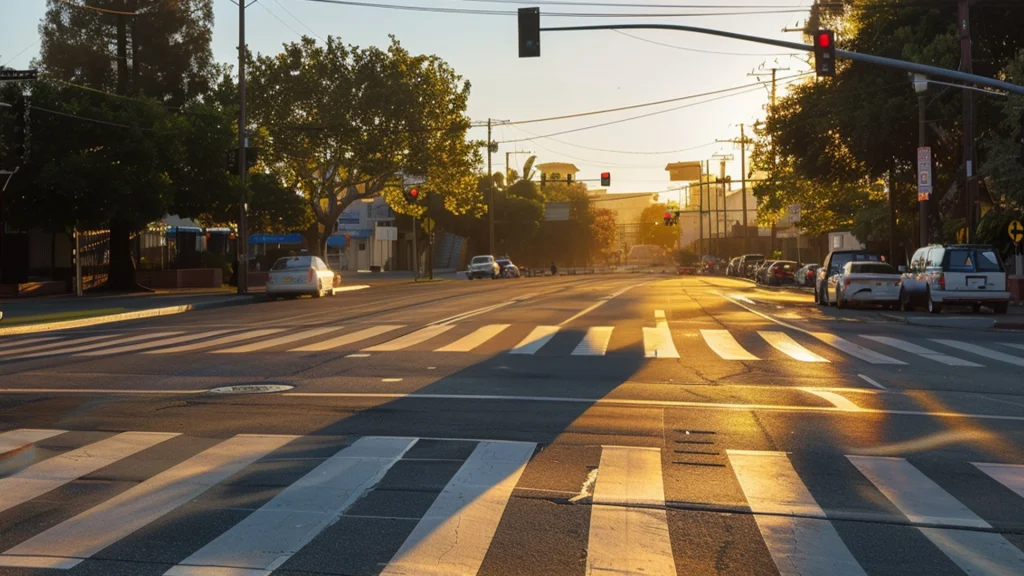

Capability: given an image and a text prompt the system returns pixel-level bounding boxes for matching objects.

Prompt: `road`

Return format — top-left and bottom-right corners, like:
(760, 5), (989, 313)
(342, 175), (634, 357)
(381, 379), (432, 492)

(0, 274), (1022, 576)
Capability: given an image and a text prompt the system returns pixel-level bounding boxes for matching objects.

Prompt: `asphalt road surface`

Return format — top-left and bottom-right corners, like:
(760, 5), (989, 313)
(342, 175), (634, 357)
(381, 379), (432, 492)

(1, 274), (1023, 576)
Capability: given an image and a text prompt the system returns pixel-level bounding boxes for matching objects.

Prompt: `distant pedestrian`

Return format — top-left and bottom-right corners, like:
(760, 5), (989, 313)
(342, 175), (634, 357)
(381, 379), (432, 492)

(550, 261), (557, 276)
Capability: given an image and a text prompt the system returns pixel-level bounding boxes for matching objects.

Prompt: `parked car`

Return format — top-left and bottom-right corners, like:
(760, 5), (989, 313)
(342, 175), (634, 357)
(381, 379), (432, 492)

(678, 265), (697, 275)
(795, 264), (820, 287)
(765, 260), (800, 286)
(266, 255), (338, 299)
(816, 250), (882, 306)
(738, 254), (765, 279)
(899, 244), (1009, 314)
(834, 261), (901, 309)
(468, 255), (500, 279)
(726, 257), (741, 277)
(496, 258), (521, 278)
(753, 260), (776, 284)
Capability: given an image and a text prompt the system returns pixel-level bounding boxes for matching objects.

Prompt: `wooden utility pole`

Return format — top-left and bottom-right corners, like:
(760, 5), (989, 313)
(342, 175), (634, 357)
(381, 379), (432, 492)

(749, 63), (788, 257)
(487, 119), (494, 254)
(958, 0), (976, 241)
(237, 0), (249, 294)
(716, 126), (754, 254)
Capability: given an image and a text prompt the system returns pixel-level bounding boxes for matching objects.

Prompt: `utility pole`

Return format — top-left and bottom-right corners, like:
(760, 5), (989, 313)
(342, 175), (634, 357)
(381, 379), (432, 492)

(958, 0), (975, 241)
(237, 0), (249, 294)
(750, 63), (788, 258)
(487, 119), (494, 255)
(717, 126), (754, 254)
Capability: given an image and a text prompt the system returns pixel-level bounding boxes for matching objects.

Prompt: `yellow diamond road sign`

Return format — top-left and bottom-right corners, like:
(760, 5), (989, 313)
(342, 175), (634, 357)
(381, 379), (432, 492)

(1010, 219), (1024, 243)
(422, 216), (435, 233)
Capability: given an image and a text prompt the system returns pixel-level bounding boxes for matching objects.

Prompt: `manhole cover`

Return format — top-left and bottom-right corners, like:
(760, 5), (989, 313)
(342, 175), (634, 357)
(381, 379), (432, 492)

(206, 384), (294, 395)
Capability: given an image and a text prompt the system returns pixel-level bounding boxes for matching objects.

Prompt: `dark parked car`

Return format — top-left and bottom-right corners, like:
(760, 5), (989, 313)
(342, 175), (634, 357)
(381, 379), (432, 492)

(766, 261), (799, 285)
(816, 250), (882, 306)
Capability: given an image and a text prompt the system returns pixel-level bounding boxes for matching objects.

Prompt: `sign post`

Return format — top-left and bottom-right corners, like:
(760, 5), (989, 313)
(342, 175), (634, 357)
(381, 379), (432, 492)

(787, 204), (802, 263)
(1010, 219), (1024, 276)
(917, 147), (932, 247)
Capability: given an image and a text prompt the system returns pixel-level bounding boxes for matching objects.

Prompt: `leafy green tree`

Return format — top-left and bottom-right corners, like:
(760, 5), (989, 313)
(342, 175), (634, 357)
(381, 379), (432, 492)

(589, 207), (617, 264)
(247, 173), (314, 234)
(638, 203), (681, 250)
(247, 36), (480, 256)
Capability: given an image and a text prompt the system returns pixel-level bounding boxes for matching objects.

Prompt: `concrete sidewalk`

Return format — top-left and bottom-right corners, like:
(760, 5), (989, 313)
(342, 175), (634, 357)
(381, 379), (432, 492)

(878, 303), (1024, 331)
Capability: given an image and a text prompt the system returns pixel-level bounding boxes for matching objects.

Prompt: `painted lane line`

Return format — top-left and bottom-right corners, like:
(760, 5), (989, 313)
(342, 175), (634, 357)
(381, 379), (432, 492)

(435, 324), (510, 352)
(14, 332), (183, 360)
(291, 325), (404, 352)
(428, 294), (533, 326)
(166, 437), (415, 576)
(0, 337), (59, 351)
(848, 456), (1024, 575)
(559, 283), (640, 327)
(379, 440), (535, 576)
(571, 326), (614, 356)
(973, 463), (1024, 500)
(758, 331), (829, 363)
(654, 309), (668, 328)
(0, 432), (179, 514)
(0, 334), (120, 357)
(0, 429), (66, 457)
(1002, 343), (1024, 352)
(363, 325), (455, 352)
(0, 388), (205, 395)
(146, 329), (283, 354)
(931, 340), (1024, 368)
(701, 329), (759, 361)
(586, 446), (676, 576)
(861, 336), (982, 367)
(0, 434), (296, 570)
(77, 330), (235, 356)
(730, 293), (758, 305)
(727, 450), (867, 576)
(857, 374), (887, 390)
(643, 326), (679, 359)
(801, 389), (862, 411)
(508, 325), (560, 355)
(810, 332), (906, 365)
(212, 327), (344, 353)
(345, 353), (371, 358)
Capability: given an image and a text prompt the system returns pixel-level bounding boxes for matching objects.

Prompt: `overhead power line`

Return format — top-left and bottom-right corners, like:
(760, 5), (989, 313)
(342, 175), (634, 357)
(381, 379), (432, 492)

(613, 30), (798, 57)
(509, 124), (720, 155)
(55, 0), (138, 15)
(293, 0), (810, 18)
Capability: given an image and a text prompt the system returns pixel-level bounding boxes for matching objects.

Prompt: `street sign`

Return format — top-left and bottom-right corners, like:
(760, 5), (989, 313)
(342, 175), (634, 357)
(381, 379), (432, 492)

(544, 202), (570, 221)
(0, 69), (38, 81)
(1010, 219), (1024, 243)
(957, 227), (968, 244)
(421, 216), (435, 233)
(377, 226), (398, 242)
(787, 203), (801, 225)
(917, 147), (932, 201)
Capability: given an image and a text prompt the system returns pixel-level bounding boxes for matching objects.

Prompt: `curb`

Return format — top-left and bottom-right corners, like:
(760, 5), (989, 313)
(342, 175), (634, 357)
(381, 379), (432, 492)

(994, 321), (1024, 331)
(877, 312), (998, 331)
(0, 295), (261, 336)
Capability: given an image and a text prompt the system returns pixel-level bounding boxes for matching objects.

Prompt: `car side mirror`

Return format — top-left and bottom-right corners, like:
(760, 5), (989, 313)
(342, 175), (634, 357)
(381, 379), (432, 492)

(898, 265), (906, 273)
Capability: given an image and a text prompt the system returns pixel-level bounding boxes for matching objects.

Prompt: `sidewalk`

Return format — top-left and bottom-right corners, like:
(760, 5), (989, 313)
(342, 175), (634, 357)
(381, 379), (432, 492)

(0, 288), (260, 335)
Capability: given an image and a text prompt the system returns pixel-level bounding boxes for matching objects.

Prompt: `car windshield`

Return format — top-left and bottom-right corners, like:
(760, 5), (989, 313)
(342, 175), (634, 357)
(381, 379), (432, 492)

(832, 252), (879, 270)
(271, 257), (312, 271)
(471, 256), (492, 264)
(852, 263), (898, 274)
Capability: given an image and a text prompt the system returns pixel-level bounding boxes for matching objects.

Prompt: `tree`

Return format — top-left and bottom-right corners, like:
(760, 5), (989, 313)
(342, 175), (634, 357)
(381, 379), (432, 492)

(247, 173), (314, 234)
(247, 36), (480, 256)
(979, 51), (1024, 260)
(589, 207), (617, 264)
(638, 203), (681, 250)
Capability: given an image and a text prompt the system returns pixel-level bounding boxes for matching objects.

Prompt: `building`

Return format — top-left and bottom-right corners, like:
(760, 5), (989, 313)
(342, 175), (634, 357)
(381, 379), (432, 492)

(535, 162), (579, 183)
(587, 190), (659, 254)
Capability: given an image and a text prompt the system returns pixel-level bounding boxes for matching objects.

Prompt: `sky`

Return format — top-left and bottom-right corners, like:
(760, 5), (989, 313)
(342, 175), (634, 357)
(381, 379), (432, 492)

(0, 0), (813, 200)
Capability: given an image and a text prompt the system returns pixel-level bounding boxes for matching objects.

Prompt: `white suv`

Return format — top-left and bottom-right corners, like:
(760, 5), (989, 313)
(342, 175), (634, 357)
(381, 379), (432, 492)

(467, 255), (500, 280)
(899, 244), (1010, 314)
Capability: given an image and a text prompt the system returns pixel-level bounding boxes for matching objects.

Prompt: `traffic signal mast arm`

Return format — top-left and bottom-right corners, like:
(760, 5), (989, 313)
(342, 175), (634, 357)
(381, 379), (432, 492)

(530, 20), (1024, 95)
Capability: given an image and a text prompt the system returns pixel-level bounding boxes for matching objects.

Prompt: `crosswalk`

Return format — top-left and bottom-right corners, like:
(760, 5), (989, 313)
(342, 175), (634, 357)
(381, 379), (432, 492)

(0, 428), (1022, 575)
(1, 321), (1023, 368)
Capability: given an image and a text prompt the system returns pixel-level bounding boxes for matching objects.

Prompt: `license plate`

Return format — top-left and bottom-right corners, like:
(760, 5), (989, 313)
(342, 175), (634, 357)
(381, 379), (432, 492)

(875, 282), (882, 286)
(282, 277), (294, 283)
(967, 277), (985, 288)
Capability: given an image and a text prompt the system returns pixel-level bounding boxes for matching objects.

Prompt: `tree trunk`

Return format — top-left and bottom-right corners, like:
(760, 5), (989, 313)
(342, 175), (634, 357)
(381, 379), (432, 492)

(107, 217), (138, 290)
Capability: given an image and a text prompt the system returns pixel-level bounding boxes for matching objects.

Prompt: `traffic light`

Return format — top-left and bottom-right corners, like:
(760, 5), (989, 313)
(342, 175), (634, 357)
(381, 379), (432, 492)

(225, 147), (258, 172)
(518, 8), (540, 58)
(600, 172), (610, 187)
(664, 211), (679, 226)
(404, 187), (421, 203)
(813, 30), (836, 78)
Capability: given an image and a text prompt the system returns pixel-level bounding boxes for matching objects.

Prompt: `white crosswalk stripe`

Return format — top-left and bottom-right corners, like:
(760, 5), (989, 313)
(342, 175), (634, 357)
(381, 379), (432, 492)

(702, 329), (759, 360)
(0, 434), (295, 569)
(587, 446), (676, 576)
(643, 326), (679, 358)
(435, 324), (510, 352)
(571, 326), (614, 356)
(0, 334), (120, 357)
(363, 325), (455, 352)
(212, 327), (344, 353)
(78, 330), (236, 356)
(1002, 343), (1024, 352)
(728, 450), (868, 576)
(290, 324), (404, 352)
(0, 431), (179, 514)
(0, 428), (1022, 575)
(509, 325), (560, 355)
(861, 336), (983, 367)
(810, 332), (906, 365)
(932, 339), (1024, 367)
(0, 337), (60, 351)
(167, 436), (414, 576)
(758, 331), (829, 362)
(13, 333), (183, 359)
(145, 329), (284, 354)
(849, 455), (1024, 575)
(379, 440), (534, 576)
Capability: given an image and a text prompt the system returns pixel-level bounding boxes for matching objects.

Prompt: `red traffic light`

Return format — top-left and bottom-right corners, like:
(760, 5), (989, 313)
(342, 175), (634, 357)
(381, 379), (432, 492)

(601, 172), (610, 179)
(817, 33), (830, 48)
(664, 211), (672, 220)
(409, 188), (419, 198)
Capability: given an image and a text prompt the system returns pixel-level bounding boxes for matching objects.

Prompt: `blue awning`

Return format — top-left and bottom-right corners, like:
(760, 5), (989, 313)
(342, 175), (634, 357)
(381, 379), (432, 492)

(249, 233), (303, 245)
(326, 235), (347, 248)
(166, 226), (203, 236)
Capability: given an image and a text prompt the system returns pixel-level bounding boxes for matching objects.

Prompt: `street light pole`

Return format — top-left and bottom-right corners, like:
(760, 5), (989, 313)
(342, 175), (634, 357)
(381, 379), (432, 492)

(236, 0), (249, 295)
(914, 74), (929, 249)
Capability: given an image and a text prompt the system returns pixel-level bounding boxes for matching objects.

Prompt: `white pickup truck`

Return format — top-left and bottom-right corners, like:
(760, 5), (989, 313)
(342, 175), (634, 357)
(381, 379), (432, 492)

(468, 255), (500, 280)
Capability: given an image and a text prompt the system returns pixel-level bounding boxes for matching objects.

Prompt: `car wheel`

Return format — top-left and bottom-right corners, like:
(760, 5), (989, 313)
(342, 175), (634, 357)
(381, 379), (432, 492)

(993, 301), (1009, 315)
(899, 288), (915, 312)
(816, 285), (826, 306)
(926, 288), (942, 314)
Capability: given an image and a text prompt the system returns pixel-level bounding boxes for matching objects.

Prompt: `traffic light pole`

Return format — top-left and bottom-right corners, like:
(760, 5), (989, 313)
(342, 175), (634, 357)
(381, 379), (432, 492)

(536, 23), (1024, 95)
(236, 0), (249, 295)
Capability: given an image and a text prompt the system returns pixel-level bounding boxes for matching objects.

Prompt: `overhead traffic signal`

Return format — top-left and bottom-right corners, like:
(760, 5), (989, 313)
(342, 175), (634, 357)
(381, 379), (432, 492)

(518, 8), (540, 58)
(404, 187), (422, 203)
(600, 172), (610, 187)
(813, 30), (836, 77)
(663, 211), (678, 226)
